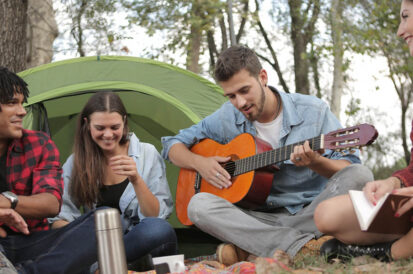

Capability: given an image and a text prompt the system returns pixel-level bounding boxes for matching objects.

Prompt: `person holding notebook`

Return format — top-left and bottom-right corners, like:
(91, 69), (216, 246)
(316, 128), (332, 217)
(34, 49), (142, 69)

(314, 0), (413, 261)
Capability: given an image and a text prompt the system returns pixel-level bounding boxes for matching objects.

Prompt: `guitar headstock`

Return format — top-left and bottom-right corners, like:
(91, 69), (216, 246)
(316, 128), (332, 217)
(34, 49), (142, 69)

(324, 124), (378, 152)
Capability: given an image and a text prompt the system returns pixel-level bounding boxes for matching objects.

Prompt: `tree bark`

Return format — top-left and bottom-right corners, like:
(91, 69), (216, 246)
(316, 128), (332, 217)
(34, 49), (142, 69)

(288, 0), (308, 94)
(186, 1), (202, 73)
(288, 0), (320, 94)
(0, 0), (28, 72)
(330, 0), (344, 120)
(26, 0), (58, 69)
(71, 0), (87, 57)
(207, 30), (218, 71)
(186, 25), (202, 73)
(236, 0), (249, 44)
(219, 16), (228, 51)
(227, 0), (236, 46)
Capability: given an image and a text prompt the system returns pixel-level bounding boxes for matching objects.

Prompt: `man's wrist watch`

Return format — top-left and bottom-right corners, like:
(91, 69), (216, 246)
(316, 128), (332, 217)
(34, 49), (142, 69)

(1, 191), (18, 209)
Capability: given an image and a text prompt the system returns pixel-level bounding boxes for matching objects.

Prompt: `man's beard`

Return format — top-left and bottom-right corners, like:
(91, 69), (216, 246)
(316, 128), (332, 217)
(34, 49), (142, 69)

(246, 85), (265, 121)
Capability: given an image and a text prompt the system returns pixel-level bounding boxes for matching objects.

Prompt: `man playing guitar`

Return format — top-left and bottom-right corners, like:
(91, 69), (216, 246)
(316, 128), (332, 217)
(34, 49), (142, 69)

(161, 45), (371, 263)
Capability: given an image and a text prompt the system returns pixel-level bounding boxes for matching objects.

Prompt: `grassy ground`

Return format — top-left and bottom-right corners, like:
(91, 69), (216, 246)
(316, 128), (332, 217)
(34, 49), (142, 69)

(176, 229), (413, 273)
(286, 253), (413, 273)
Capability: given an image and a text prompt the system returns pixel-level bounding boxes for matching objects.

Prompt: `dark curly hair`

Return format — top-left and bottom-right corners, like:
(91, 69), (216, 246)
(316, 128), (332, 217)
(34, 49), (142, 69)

(0, 67), (29, 110)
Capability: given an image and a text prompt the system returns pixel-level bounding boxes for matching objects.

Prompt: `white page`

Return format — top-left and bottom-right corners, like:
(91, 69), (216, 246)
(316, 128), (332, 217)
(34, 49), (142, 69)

(349, 190), (389, 231)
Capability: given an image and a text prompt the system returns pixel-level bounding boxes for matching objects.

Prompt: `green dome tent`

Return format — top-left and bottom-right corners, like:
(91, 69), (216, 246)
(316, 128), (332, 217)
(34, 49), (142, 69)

(18, 56), (227, 228)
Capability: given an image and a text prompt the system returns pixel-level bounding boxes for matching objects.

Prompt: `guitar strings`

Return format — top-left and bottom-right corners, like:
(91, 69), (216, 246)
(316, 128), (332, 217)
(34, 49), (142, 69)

(229, 136), (324, 176)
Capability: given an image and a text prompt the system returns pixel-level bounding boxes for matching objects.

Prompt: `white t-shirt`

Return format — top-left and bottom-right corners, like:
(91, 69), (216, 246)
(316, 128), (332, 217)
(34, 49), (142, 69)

(253, 111), (283, 149)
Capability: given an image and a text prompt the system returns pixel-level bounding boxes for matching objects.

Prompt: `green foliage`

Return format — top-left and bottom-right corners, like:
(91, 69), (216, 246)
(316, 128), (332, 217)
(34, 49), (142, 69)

(342, 0), (413, 166)
(59, 0), (129, 56)
(121, 0), (249, 72)
(344, 97), (361, 117)
(372, 156), (407, 180)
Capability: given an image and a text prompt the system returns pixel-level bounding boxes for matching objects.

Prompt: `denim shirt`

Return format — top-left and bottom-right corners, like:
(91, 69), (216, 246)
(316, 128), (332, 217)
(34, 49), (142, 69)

(161, 88), (361, 214)
(50, 133), (173, 232)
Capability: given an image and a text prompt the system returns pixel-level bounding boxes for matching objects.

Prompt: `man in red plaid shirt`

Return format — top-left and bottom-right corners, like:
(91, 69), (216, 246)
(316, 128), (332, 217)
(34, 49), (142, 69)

(0, 67), (97, 273)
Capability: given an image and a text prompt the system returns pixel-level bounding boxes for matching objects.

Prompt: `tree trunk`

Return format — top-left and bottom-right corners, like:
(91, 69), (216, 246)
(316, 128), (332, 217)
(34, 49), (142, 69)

(186, 1), (202, 73)
(288, 0), (320, 94)
(186, 25), (202, 73)
(292, 37), (310, 94)
(227, 0), (236, 46)
(26, 0), (58, 69)
(219, 16), (228, 51)
(401, 103), (410, 165)
(236, 0), (249, 44)
(71, 0), (87, 57)
(330, 0), (344, 120)
(288, 0), (309, 94)
(0, 0), (28, 72)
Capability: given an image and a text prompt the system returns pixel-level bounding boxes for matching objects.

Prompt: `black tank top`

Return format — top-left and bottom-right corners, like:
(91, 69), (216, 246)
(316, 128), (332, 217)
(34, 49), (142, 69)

(96, 177), (129, 211)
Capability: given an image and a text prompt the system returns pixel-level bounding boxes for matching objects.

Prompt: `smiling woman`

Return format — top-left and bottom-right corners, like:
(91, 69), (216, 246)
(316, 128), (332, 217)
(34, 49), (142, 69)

(88, 112), (125, 154)
(48, 91), (178, 271)
(397, 0), (413, 55)
(71, 92), (131, 201)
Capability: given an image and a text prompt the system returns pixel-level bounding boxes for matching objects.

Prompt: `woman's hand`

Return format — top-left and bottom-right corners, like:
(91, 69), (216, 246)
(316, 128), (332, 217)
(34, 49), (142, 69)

(110, 155), (159, 216)
(109, 155), (140, 184)
(363, 177), (402, 205)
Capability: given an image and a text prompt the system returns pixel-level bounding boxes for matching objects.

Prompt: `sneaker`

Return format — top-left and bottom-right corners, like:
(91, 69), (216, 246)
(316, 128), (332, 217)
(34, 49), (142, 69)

(320, 238), (393, 262)
(295, 235), (333, 257)
(216, 243), (249, 266)
(0, 252), (17, 274)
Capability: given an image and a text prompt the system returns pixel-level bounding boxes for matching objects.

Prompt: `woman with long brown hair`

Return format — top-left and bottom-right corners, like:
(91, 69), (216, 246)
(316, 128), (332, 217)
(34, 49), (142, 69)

(49, 91), (177, 269)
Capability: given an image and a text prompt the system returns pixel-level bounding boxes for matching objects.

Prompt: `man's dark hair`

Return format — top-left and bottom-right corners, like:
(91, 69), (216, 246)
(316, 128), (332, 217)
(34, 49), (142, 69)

(0, 67), (29, 107)
(214, 45), (262, 82)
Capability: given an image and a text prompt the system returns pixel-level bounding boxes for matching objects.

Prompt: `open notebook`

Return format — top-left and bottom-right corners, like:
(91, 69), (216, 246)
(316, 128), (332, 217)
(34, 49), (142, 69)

(349, 190), (413, 234)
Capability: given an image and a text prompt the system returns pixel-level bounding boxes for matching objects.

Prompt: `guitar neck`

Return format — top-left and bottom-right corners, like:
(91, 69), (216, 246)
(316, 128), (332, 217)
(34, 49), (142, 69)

(232, 135), (325, 176)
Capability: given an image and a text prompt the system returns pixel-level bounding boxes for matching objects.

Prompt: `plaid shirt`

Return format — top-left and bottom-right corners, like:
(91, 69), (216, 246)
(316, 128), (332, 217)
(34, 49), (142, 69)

(393, 119), (413, 187)
(5, 129), (63, 232)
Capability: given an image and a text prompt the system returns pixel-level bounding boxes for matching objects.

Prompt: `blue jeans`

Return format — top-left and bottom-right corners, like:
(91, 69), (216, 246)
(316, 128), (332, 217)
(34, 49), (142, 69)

(124, 217), (177, 262)
(0, 210), (97, 274)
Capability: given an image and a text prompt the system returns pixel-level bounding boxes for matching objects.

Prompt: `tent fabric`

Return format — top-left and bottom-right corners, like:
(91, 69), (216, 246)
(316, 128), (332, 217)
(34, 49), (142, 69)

(18, 56), (227, 227)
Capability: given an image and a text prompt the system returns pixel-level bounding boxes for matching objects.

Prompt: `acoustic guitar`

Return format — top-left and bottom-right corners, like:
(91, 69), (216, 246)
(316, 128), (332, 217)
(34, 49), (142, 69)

(176, 124), (378, 225)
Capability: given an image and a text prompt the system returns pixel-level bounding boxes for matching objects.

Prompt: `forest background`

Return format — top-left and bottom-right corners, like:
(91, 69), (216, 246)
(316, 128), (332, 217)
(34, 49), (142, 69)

(1, 0), (412, 180)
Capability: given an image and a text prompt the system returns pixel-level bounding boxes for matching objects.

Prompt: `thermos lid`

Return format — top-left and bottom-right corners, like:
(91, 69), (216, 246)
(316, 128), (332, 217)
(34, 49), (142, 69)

(95, 208), (122, 230)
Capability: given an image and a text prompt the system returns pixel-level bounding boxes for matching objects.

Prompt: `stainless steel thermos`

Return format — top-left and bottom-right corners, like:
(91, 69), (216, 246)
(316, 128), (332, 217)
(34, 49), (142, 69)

(95, 208), (128, 274)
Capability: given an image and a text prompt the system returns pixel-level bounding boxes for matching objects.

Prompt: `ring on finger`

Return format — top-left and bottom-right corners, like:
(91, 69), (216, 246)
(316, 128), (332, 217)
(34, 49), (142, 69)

(216, 172), (220, 178)
(295, 157), (301, 161)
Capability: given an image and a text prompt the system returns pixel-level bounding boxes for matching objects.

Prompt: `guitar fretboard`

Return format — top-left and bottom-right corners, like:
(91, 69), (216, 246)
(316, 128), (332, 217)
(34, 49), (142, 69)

(224, 135), (324, 176)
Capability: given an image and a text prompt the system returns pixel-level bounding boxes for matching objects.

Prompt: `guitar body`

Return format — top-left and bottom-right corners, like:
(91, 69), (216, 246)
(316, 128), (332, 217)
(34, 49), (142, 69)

(175, 123), (379, 226)
(176, 133), (274, 226)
